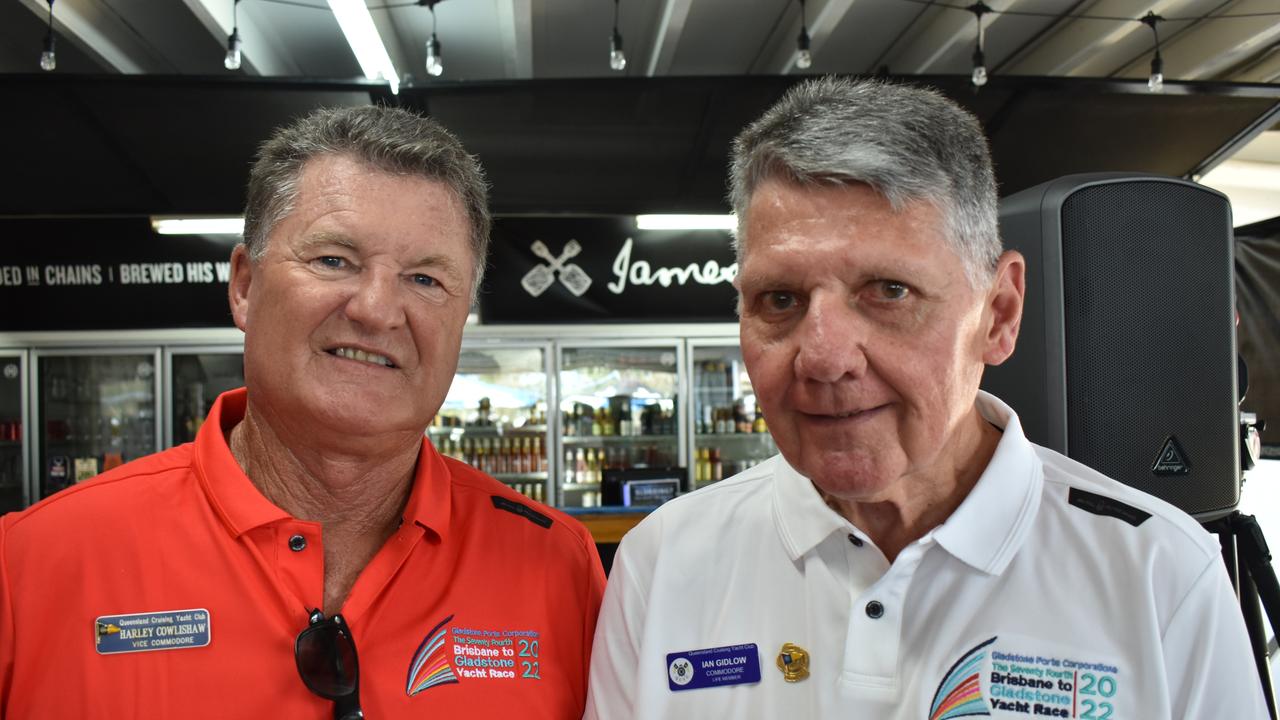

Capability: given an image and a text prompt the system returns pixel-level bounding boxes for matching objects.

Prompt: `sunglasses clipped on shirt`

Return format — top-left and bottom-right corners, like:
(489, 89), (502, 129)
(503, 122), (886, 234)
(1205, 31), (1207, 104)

(295, 609), (364, 720)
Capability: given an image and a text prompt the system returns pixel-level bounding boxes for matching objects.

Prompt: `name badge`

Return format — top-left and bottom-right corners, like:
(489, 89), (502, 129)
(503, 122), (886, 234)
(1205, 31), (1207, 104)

(95, 608), (211, 655)
(667, 643), (761, 691)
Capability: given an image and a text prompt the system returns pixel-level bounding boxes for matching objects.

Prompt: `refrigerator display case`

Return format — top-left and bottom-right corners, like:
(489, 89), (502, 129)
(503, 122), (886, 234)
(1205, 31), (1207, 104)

(34, 349), (161, 501)
(166, 348), (245, 446)
(687, 341), (776, 489)
(429, 343), (553, 504)
(0, 352), (27, 514)
(558, 342), (685, 508)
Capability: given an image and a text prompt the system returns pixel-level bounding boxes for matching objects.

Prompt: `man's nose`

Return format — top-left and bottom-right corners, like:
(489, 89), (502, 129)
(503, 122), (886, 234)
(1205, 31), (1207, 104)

(344, 267), (407, 330)
(792, 293), (868, 383)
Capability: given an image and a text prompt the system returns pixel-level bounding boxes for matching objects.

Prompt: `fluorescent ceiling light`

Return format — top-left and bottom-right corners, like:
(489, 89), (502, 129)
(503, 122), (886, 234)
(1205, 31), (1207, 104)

(328, 0), (400, 94)
(151, 216), (245, 236)
(635, 214), (736, 231)
(1199, 160), (1280, 193)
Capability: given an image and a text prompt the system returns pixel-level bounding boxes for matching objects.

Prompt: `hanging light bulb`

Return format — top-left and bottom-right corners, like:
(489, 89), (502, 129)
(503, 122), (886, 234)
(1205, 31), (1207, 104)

(968, 2), (991, 89)
(224, 30), (242, 70)
(425, 33), (443, 76)
(224, 0), (241, 70)
(610, 29), (627, 71)
(39, 0), (56, 71)
(794, 0), (812, 70)
(971, 48), (987, 87)
(609, 0), (626, 71)
(1141, 13), (1165, 93)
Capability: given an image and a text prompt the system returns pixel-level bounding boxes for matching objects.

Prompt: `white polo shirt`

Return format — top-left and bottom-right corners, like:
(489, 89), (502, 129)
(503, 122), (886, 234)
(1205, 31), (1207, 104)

(585, 392), (1268, 719)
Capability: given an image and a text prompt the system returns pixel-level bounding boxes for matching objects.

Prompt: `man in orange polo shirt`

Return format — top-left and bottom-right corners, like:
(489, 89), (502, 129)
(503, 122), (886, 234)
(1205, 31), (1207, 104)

(0, 106), (604, 719)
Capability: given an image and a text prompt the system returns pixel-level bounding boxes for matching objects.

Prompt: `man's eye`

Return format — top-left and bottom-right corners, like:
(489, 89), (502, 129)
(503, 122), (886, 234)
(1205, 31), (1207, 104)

(878, 281), (910, 301)
(316, 256), (345, 269)
(762, 291), (797, 312)
(411, 273), (439, 288)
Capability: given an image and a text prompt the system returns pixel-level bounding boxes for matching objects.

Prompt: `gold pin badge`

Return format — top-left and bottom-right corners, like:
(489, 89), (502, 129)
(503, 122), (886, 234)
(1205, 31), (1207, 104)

(776, 643), (810, 682)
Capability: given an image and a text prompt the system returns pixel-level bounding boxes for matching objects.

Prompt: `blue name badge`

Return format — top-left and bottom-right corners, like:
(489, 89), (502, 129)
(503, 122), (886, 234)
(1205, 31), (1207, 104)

(95, 608), (211, 655)
(666, 643), (761, 691)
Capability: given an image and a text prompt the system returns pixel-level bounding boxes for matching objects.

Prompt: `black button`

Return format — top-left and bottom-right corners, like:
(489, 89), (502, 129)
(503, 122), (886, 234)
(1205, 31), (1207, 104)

(847, 533), (864, 547)
(288, 534), (307, 552)
(865, 601), (884, 619)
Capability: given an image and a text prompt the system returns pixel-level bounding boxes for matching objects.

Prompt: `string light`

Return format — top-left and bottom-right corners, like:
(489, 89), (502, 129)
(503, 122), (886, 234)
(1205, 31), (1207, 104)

(224, 0), (242, 71)
(1141, 12), (1164, 93)
(968, 2), (990, 88)
(795, 0), (812, 70)
(39, 0), (56, 72)
(609, 0), (626, 71)
(422, 0), (443, 77)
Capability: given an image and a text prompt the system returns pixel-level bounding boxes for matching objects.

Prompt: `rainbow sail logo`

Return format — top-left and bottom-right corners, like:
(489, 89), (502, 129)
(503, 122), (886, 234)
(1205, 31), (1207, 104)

(928, 636), (997, 720)
(406, 614), (460, 696)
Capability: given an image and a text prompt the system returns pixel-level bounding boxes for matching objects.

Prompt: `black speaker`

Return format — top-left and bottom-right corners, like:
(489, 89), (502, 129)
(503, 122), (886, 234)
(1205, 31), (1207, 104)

(983, 173), (1240, 520)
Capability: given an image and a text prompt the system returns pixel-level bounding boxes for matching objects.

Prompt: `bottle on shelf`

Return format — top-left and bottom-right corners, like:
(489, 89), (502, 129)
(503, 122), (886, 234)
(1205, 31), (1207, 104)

(753, 403), (768, 434)
(710, 446), (723, 483)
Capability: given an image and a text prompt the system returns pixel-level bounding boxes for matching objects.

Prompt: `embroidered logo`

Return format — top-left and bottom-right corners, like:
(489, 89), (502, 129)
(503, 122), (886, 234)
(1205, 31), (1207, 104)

(406, 615), (459, 696)
(929, 636), (996, 719)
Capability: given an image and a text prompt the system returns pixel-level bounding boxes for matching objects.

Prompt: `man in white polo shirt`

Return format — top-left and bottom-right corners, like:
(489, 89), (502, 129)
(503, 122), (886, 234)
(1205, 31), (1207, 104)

(584, 77), (1269, 719)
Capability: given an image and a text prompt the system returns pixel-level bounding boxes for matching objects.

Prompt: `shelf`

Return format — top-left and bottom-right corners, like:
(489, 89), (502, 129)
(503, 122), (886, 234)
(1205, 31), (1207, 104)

(694, 432), (773, 441)
(493, 471), (549, 482)
(428, 424), (547, 436)
(563, 434), (676, 446)
(561, 482), (603, 491)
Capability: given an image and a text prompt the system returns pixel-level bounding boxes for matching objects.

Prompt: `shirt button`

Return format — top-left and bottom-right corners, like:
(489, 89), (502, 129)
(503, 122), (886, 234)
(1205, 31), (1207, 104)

(847, 533), (864, 547)
(288, 534), (307, 552)
(865, 600), (884, 619)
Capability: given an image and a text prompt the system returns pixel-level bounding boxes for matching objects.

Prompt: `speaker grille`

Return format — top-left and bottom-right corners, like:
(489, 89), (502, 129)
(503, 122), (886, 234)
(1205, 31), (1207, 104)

(1061, 181), (1238, 517)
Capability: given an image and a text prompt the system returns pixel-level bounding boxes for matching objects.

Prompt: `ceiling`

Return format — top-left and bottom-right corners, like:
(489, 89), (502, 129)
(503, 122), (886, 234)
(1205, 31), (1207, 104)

(1, 0), (1279, 221)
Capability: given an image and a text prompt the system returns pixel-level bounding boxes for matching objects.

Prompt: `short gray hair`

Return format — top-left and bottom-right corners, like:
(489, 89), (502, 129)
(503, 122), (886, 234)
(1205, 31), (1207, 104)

(242, 105), (491, 292)
(729, 77), (1000, 286)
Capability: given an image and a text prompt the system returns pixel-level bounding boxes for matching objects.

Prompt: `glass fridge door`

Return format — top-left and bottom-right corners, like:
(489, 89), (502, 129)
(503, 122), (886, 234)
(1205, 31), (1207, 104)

(0, 352), (27, 514)
(689, 342), (775, 490)
(429, 344), (551, 505)
(559, 343), (683, 508)
(36, 350), (161, 500)
(167, 349), (245, 447)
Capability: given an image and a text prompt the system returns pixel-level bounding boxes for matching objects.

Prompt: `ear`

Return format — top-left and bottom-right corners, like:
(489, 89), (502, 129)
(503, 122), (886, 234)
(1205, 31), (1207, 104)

(982, 250), (1025, 366)
(228, 244), (254, 331)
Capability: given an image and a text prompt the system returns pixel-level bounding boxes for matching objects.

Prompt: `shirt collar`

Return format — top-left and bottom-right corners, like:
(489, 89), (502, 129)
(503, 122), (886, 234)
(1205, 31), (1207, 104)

(194, 387), (452, 540)
(769, 390), (1043, 572)
(772, 455), (857, 562)
(932, 390), (1043, 575)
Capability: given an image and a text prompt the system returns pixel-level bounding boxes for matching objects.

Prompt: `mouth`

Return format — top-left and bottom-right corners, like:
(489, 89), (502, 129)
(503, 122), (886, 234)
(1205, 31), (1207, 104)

(801, 404), (886, 423)
(326, 346), (398, 369)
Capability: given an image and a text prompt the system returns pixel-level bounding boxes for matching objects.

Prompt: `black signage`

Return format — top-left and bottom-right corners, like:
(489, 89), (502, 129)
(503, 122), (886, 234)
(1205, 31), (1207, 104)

(0, 218), (239, 331)
(481, 217), (738, 323)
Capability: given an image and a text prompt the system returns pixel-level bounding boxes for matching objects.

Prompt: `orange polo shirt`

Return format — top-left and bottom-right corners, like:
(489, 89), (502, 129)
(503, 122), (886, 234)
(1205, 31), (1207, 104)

(0, 388), (604, 719)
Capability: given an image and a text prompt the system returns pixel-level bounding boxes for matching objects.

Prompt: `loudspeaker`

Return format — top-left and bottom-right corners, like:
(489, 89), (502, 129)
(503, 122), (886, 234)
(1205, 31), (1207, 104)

(983, 173), (1239, 520)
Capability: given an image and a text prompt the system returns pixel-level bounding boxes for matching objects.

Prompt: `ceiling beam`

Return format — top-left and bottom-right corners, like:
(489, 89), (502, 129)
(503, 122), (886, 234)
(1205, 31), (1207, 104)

(497, 0), (534, 79)
(757, 0), (859, 75)
(18, 0), (164, 73)
(646, 0), (693, 76)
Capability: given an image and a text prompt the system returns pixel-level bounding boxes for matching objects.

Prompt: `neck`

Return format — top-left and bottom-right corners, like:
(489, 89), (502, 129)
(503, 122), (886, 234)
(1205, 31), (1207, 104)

(825, 410), (1001, 563)
(228, 401), (421, 612)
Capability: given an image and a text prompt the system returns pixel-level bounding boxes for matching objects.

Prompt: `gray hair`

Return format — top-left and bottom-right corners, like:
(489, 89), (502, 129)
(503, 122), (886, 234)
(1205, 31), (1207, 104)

(242, 104), (491, 293)
(729, 77), (1000, 286)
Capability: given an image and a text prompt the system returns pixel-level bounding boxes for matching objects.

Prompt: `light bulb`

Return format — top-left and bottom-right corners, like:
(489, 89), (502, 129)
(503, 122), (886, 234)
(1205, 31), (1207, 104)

(610, 30), (626, 71)
(971, 65), (988, 87)
(224, 31), (241, 71)
(795, 29), (812, 70)
(425, 35), (443, 77)
(1148, 56), (1164, 93)
(40, 34), (55, 72)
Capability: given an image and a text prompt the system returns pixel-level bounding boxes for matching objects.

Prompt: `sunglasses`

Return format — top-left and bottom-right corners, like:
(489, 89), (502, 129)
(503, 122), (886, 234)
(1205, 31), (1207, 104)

(295, 610), (364, 720)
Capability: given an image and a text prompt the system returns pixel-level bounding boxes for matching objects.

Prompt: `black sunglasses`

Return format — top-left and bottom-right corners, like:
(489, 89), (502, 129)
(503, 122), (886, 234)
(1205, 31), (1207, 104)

(295, 610), (364, 720)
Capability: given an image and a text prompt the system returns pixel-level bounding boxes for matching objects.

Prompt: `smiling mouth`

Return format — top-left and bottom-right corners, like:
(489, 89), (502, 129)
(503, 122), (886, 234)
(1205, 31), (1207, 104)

(804, 405), (885, 421)
(328, 347), (397, 368)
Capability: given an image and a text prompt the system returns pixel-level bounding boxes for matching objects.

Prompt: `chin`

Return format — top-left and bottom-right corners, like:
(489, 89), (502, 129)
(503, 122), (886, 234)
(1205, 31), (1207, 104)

(793, 451), (896, 500)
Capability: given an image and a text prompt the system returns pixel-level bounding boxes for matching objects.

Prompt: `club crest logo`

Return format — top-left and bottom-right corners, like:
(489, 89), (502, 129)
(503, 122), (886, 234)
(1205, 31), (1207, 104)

(929, 636), (996, 719)
(668, 656), (693, 686)
(406, 614), (459, 696)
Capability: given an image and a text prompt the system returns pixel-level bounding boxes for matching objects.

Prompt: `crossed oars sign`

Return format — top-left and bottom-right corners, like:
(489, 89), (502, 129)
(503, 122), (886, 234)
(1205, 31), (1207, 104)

(520, 239), (593, 297)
